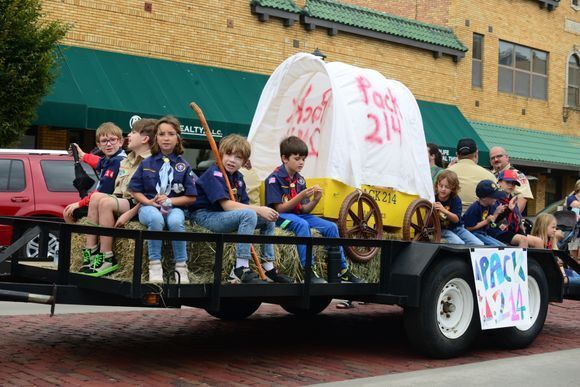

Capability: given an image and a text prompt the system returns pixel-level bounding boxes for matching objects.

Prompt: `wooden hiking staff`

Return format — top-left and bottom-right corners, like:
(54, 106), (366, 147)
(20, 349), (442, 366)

(190, 102), (267, 280)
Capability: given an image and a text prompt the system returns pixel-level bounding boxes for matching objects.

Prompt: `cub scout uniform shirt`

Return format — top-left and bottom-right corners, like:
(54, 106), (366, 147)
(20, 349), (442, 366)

(113, 150), (152, 200)
(95, 148), (127, 194)
(128, 152), (197, 201)
(265, 164), (309, 214)
(191, 164), (249, 212)
(436, 195), (463, 231)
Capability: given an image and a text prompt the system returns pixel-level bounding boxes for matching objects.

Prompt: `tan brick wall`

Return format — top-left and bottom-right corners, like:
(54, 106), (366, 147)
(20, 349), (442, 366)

(37, 126), (68, 150)
(449, 0), (580, 136)
(39, 0), (579, 136)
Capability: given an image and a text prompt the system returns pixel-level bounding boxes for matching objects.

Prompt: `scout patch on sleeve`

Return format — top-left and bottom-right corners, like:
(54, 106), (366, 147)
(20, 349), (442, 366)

(213, 171), (223, 177)
(298, 178), (305, 185)
(268, 177), (276, 184)
(118, 168), (128, 177)
(104, 169), (115, 178)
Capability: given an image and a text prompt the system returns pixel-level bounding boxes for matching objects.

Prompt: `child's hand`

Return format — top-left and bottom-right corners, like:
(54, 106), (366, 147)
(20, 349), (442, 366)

(493, 204), (506, 216)
(63, 202), (80, 218)
(509, 196), (517, 211)
(154, 194), (168, 205)
(68, 143), (86, 160)
(257, 206), (279, 222)
(433, 202), (444, 212)
(115, 212), (131, 228)
(312, 185), (323, 201)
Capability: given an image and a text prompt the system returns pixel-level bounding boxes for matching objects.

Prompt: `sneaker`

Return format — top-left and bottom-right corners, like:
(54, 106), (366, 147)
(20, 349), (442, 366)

(149, 261), (163, 283)
(81, 253), (118, 277)
(175, 262), (190, 284)
(303, 268), (327, 284)
(339, 268), (365, 283)
(264, 268), (294, 283)
(78, 248), (97, 273)
(229, 266), (268, 284)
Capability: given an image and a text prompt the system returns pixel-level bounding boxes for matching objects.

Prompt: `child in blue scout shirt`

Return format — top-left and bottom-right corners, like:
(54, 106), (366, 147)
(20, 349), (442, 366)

(63, 122), (127, 223)
(189, 134), (293, 284)
(462, 180), (506, 247)
(128, 116), (197, 284)
(265, 136), (363, 284)
(433, 170), (483, 245)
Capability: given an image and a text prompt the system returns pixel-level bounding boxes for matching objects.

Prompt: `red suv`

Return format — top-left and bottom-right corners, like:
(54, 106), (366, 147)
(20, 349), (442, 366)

(0, 150), (96, 259)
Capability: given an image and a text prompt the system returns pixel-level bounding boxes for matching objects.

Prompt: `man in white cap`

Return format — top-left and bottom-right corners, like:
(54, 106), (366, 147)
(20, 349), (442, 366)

(489, 146), (533, 213)
(448, 138), (497, 212)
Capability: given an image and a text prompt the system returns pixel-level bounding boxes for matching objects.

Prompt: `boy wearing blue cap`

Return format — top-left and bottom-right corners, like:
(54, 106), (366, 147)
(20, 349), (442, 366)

(462, 180), (506, 247)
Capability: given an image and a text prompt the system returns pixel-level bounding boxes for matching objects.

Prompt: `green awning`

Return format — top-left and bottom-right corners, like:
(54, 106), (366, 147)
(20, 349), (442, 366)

(471, 121), (580, 170)
(35, 46), (269, 140)
(417, 100), (490, 167)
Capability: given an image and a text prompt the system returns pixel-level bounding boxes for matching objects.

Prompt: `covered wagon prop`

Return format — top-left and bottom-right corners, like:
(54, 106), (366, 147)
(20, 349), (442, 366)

(249, 53), (441, 262)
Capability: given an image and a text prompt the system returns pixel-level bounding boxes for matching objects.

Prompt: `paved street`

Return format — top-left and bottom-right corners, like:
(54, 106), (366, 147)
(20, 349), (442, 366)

(1, 299), (579, 385)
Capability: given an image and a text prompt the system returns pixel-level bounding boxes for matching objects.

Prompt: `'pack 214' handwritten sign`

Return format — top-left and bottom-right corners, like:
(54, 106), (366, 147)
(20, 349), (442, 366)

(470, 248), (529, 330)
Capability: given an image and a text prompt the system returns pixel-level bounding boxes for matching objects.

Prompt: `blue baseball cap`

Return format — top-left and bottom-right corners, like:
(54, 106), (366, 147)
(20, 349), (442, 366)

(476, 180), (506, 199)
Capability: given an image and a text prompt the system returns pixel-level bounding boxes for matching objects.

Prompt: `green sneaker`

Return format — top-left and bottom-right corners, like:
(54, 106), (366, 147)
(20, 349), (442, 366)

(79, 248), (98, 273)
(81, 253), (118, 277)
(339, 268), (365, 283)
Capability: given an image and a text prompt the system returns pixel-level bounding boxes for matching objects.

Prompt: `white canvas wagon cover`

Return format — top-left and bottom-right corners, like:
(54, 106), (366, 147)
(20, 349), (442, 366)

(248, 53), (434, 201)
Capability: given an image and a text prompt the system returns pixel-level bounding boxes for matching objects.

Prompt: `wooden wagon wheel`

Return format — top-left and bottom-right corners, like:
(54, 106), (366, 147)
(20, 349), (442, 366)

(402, 198), (441, 242)
(337, 190), (383, 263)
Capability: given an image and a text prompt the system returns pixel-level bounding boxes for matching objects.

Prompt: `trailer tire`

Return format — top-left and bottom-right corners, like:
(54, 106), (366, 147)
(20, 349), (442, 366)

(281, 297), (332, 317)
(490, 259), (548, 349)
(19, 229), (60, 261)
(205, 300), (261, 321)
(404, 257), (478, 358)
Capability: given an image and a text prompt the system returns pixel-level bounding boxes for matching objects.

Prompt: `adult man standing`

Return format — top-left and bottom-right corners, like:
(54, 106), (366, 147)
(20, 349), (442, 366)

(489, 146), (533, 213)
(448, 138), (497, 212)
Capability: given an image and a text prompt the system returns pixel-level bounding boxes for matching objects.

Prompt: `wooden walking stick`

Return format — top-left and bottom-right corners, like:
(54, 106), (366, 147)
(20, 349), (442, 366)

(190, 102), (267, 280)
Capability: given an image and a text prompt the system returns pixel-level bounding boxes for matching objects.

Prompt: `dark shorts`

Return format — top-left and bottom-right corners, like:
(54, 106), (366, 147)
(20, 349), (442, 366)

(496, 230), (518, 244)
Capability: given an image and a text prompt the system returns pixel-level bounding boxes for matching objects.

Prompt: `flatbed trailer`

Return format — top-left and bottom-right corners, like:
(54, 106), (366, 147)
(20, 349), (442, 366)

(1, 216), (578, 359)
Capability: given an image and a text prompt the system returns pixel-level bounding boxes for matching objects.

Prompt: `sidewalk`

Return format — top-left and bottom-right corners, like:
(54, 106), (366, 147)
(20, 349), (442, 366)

(319, 348), (580, 386)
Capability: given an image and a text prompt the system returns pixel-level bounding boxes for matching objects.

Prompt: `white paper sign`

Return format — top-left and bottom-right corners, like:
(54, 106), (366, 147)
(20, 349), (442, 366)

(248, 53), (434, 201)
(470, 248), (529, 330)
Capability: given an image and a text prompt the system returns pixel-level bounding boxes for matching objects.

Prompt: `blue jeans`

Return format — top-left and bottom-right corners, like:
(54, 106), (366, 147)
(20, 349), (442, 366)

(471, 230), (506, 247)
(138, 205), (187, 263)
(278, 213), (347, 269)
(191, 209), (275, 261)
(442, 226), (484, 246)
(565, 269), (580, 286)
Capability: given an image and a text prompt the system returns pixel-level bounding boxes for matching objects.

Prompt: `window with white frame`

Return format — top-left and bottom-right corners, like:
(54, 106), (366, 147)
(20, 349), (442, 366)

(568, 53), (580, 108)
(498, 41), (548, 100)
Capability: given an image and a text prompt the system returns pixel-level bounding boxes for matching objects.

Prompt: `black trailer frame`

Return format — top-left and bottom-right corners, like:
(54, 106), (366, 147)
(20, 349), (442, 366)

(1, 216), (575, 310)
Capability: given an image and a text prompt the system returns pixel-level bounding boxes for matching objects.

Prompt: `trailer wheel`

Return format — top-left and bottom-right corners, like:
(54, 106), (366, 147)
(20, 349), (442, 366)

(402, 199), (441, 242)
(404, 258), (478, 358)
(490, 259), (548, 349)
(337, 191), (383, 263)
(205, 299), (261, 321)
(281, 297), (332, 317)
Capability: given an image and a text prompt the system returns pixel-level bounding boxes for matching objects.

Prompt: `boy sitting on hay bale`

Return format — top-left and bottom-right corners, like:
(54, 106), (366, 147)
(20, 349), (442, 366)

(265, 136), (363, 284)
(189, 134), (293, 284)
(78, 118), (156, 277)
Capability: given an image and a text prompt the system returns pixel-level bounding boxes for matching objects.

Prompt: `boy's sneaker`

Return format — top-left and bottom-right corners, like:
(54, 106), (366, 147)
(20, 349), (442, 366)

(264, 268), (294, 283)
(174, 262), (190, 284)
(229, 267), (268, 284)
(149, 261), (163, 283)
(82, 253), (118, 277)
(339, 268), (365, 283)
(303, 268), (327, 284)
(79, 248), (97, 273)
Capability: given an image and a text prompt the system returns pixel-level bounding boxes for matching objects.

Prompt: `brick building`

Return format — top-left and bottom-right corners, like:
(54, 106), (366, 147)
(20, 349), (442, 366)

(28, 0), (580, 212)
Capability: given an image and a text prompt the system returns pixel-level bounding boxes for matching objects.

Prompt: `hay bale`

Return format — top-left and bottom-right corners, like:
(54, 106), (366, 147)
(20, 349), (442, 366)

(69, 219), (396, 284)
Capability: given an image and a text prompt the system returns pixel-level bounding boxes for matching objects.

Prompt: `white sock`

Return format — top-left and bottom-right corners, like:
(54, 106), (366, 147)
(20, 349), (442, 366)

(262, 261), (274, 271)
(89, 245), (98, 254)
(236, 258), (250, 268)
(103, 251), (114, 258)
